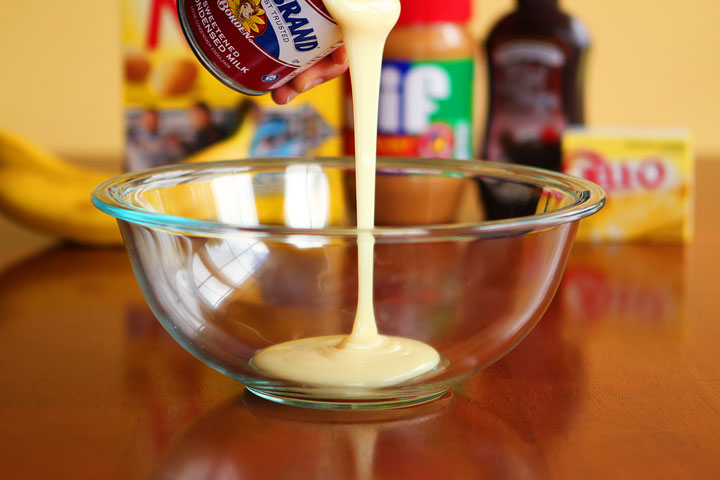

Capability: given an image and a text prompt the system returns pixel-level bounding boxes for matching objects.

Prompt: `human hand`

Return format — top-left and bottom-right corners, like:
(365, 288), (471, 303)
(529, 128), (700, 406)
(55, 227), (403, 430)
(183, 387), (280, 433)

(271, 46), (348, 105)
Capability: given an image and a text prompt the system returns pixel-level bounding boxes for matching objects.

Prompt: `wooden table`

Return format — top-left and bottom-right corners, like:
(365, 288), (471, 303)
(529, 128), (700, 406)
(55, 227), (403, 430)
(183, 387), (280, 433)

(1, 162), (718, 479)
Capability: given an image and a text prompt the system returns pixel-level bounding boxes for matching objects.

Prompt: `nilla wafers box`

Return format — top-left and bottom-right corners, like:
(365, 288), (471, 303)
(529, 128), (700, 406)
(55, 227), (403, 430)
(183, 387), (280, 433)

(121, 0), (342, 171)
(562, 127), (694, 244)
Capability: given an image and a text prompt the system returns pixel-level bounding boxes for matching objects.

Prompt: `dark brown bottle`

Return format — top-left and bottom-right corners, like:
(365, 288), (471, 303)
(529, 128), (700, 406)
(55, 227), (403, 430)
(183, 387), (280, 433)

(480, 0), (590, 171)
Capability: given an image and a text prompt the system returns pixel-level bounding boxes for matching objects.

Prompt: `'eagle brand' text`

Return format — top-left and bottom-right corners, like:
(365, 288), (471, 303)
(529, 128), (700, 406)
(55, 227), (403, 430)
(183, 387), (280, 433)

(273, 0), (319, 52)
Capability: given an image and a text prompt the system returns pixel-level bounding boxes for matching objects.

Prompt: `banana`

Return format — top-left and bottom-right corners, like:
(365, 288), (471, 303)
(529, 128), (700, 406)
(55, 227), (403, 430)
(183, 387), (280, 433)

(0, 106), (346, 246)
(182, 109), (256, 164)
(0, 130), (123, 246)
(0, 112), (256, 247)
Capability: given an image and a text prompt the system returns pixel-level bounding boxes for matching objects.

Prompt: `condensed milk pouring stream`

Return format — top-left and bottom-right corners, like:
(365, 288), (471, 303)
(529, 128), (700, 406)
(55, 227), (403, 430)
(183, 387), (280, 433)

(179, 0), (442, 387)
(251, 0), (442, 388)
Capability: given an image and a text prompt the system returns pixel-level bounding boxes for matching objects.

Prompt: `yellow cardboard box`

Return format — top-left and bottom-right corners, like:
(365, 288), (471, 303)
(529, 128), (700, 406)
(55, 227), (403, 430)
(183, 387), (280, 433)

(562, 127), (693, 243)
(121, 0), (342, 170)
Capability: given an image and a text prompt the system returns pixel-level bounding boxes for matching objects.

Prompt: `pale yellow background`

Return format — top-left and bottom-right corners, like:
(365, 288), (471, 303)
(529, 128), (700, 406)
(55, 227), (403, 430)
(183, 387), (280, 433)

(1, 0), (718, 162)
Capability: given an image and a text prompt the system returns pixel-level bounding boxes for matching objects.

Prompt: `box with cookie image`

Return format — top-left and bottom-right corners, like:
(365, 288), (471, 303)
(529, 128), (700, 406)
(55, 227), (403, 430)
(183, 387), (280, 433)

(121, 0), (342, 171)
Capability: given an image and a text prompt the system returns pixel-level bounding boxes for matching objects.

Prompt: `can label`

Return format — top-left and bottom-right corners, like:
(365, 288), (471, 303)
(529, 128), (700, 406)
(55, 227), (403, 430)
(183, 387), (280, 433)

(344, 58), (474, 159)
(179, 0), (342, 93)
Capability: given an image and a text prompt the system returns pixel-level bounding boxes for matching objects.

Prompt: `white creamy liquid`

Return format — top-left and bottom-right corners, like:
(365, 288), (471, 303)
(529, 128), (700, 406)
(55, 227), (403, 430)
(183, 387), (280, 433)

(252, 0), (440, 388)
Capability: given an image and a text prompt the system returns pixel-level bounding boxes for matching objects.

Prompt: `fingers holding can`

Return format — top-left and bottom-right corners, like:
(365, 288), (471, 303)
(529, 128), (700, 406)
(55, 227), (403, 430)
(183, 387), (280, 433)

(272, 47), (349, 105)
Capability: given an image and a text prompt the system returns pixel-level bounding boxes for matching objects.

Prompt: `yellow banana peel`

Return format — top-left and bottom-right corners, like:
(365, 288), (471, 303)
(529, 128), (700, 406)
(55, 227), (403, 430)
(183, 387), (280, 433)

(182, 114), (255, 164)
(0, 130), (123, 246)
(0, 116), (349, 246)
(0, 122), (257, 247)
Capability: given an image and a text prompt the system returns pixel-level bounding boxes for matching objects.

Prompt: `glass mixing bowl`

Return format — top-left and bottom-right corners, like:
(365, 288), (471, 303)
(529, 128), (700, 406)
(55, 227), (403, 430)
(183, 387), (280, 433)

(92, 157), (604, 409)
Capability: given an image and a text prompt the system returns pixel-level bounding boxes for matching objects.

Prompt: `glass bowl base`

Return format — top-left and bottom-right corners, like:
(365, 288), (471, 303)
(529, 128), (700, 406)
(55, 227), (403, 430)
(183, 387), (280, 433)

(244, 386), (450, 411)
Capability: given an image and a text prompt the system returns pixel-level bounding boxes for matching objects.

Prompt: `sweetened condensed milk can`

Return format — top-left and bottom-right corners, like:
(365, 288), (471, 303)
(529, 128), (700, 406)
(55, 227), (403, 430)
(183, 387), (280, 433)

(178, 0), (343, 94)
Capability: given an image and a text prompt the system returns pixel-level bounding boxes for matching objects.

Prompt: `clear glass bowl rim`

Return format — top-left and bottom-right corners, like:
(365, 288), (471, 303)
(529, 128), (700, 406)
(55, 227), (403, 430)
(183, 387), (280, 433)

(91, 157), (606, 240)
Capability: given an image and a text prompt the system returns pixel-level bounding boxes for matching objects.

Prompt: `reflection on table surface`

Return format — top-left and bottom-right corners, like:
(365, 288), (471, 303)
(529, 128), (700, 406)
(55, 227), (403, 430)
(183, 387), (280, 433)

(152, 392), (545, 480)
(561, 243), (685, 334)
(0, 222), (717, 478)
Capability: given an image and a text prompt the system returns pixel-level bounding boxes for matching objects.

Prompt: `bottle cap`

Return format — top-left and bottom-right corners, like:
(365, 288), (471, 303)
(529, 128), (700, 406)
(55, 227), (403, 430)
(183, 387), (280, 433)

(396, 0), (472, 25)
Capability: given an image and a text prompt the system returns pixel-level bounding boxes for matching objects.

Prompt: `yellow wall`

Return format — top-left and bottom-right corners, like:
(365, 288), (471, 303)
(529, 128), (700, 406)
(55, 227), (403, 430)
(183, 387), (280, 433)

(1, 0), (719, 162)
(0, 2), (124, 161)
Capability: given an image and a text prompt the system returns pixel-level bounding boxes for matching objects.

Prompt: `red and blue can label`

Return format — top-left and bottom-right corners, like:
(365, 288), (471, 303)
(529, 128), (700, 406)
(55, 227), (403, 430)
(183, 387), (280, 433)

(178, 0), (342, 94)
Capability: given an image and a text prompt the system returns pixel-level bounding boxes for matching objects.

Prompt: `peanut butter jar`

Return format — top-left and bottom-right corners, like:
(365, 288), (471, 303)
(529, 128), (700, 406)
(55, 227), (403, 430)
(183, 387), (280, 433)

(344, 0), (475, 161)
(350, 0), (475, 225)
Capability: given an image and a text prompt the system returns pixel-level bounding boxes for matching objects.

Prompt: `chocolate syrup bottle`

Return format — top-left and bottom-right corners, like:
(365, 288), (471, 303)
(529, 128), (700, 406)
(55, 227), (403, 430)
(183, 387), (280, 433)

(480, 0), (590, 171)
